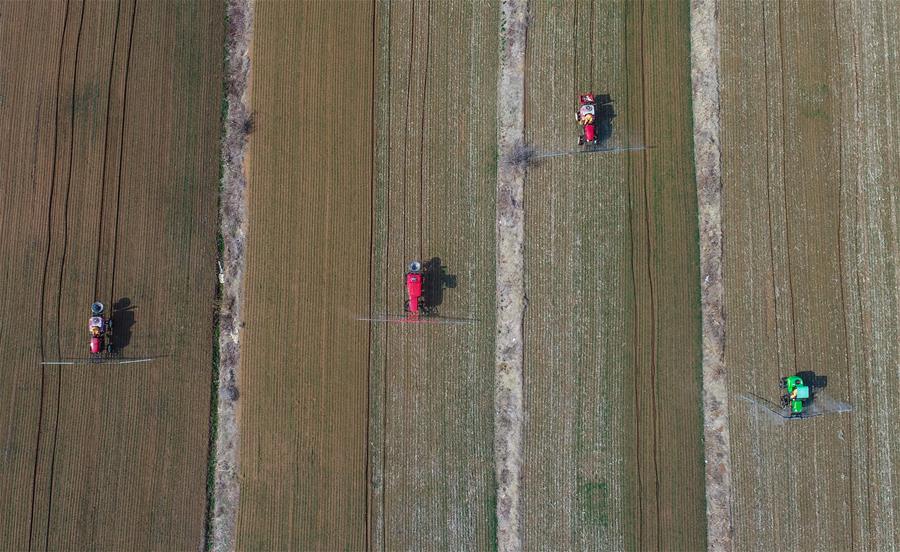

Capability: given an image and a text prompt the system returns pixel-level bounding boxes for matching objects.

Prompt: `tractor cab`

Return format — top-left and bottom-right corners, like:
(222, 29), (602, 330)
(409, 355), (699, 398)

(576, 93), (615, 146)
(88, 302), (114, 354)
(781, 375), (811, 416)
(88, 316), (106, 335)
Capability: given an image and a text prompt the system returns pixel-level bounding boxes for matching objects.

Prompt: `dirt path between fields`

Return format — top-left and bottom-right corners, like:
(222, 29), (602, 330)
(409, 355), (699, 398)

(495, 1), (528, 550)
(689, 1), (734, 550)
(211, 1), (253, 551)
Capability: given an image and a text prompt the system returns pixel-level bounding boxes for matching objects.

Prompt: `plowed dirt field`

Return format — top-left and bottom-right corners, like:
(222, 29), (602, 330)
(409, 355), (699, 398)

(0, 0), (224, 549)
(522, 1), (706, 549)
(722, 1), (899, 550)
(236, 1), (374, 549)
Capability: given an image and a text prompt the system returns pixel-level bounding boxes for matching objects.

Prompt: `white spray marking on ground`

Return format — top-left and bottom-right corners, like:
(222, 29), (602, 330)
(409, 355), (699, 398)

(689, 1), (735, 551)
(530, 144), (649, 160)
(494, 0), (528, 550)
(211, 1), (254, 551)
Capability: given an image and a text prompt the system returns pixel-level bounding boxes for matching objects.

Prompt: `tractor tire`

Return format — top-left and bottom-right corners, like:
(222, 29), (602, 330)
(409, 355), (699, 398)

(578, 137), (585, 146)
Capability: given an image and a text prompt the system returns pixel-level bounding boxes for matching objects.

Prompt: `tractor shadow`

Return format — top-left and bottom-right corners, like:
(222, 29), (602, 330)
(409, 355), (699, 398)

(595, 103), (616, 144)
(422, 257), (457, 313)
(111, 298), (136, 351)
(796, 370), (827, 390)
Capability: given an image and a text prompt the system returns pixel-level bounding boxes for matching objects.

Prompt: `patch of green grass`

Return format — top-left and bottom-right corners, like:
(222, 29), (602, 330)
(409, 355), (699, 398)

(204, 321), (221, 550)
(576, 477), (610, 529)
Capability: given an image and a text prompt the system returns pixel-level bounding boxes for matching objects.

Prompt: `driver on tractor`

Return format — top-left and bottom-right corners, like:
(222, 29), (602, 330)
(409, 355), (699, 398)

(576, 103), (595, 127)
(89, 317), (106, 337)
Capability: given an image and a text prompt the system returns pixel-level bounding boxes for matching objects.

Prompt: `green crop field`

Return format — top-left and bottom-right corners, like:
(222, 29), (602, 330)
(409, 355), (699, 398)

(522, 1), (706, 549)
(722, 1), (899, 549)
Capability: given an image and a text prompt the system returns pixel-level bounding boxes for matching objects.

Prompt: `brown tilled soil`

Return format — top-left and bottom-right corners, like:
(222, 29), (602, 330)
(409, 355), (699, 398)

(0, 0), (224, 549)
(235, 1), (374, 549)
(721, 0), (899, 550)
(521, 0), (707, 550)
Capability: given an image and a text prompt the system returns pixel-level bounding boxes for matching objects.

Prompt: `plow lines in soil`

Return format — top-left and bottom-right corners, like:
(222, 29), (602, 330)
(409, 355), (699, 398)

(0, 1), (225, 548)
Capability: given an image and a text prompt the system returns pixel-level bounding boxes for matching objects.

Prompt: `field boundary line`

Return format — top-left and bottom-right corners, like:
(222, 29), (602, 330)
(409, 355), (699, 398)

(494, 0), (528, 550)
(209, 1), (254, 551)
(689, 1), (734, 550)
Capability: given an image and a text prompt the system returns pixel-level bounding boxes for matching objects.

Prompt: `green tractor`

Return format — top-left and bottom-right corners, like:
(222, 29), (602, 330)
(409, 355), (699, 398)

(779, 372), (827, 418)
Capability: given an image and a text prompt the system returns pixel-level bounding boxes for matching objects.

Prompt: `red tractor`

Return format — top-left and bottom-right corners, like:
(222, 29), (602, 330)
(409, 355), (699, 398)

(88, 301), (114, 354)
(404, 261), (429, 315)
(356, 259), (468, 325)
(576, 93), (614, 146)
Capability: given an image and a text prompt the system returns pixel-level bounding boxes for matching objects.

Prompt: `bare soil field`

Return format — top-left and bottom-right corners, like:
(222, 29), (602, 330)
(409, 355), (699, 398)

(522, 0), (706, 549)
(235, 1), (373, 549)
(721, 1), (899, 550)
(0, 0), (224, 549)
(368, 0), (498, 548)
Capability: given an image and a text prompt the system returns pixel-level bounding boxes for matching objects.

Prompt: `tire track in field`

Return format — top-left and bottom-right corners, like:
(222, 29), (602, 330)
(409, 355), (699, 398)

(416, 1), (432, 260)
(400, 4), (416, 261)
(828, 2), (856, 544)
(30, 1), (133, 546)
(45, 3), (86, 542)
(624, 1), (661, 545)
(31, 3), (72, 546)
(775, 1), (800, 372)
(761, 0), (783, 372)
(622, 5), (642, 536)
(636, 2), (663, 546)
(109, 0), (137, 304)
(375, 3), (393, 545)
(365, 3), (377, 548)
(92, 0), (123, 301)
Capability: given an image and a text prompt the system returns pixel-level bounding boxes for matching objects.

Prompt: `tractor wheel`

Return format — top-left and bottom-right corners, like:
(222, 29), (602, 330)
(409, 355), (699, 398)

(403, 300), (410, 313)
(578, 137), (585, 146)
(107, 343), (114, 354)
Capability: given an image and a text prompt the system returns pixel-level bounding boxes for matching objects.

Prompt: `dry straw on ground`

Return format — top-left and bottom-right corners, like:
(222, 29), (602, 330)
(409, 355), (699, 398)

(211, 1), (254, 551)
(689, 0), (734, 550)
(494, 1), (529, 550)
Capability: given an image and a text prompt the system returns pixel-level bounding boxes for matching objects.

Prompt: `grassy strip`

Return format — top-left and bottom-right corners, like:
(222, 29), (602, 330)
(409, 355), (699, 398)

(204, 320), (221, 550)
(494, 1), (529, 550)
(208, 1), (254, 549)
(203, 6), (233, 549)
(689, 0), (734, 549)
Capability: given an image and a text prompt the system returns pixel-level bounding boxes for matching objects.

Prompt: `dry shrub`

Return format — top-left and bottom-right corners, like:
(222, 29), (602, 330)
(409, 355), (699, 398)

(501, 139), (535, 172)
(210, 2), (254, 551)
(690, 0), (734, 549)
